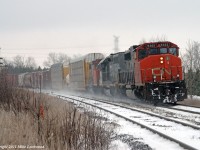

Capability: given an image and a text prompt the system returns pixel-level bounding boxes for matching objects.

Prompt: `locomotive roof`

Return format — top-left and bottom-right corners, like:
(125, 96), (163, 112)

(137, 41), (178, 49)
(98, 56), (110, 65)
(128, 45), (140, 52)
(51, 63), (63, 68)
(98, 51), (124, 65)
(127, 41), (178, 52)
(110, 51), (124, 55)
(70, 53), (104, 63)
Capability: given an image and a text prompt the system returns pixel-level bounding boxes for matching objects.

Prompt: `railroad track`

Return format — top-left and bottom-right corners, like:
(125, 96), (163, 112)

(166, 104), (200, 115)
(60, 92), (200, 127)
(50, 92), (200, 150)
(126, 90), (200, 115)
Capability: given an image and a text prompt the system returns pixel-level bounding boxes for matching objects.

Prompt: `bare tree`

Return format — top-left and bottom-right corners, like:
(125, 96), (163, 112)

(13, 55), (25, 68)
(139, 35), (168, 44)
(2, 58), (11, 66)
(139, 38), (147, 44)
(43, 52), (71, 68)
(149, 35), (168, 42)
(4, 56), (38, 73)
(182, 40), (200, 97)
(25, 57), (37, 69)
(58, 53), (71, 64)
(72, 54), (82, 59)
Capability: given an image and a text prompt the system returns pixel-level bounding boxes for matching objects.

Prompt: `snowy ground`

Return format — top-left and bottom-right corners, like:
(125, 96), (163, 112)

(188, 95), (200, 100)
(52, 91), (196, 150)
(40, 89), (200, 150)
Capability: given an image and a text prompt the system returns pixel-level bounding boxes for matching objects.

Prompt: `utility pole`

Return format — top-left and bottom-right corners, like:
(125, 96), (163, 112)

(113, 35), (120, 53)
(0, 47), (3, 70)
(0, 47), (3, 66)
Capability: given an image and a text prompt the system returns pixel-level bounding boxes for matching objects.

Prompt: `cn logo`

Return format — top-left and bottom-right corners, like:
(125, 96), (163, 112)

(152, 68), (171, 76)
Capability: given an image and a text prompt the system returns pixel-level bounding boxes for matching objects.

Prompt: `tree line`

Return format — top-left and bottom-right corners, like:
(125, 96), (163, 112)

(2, 52), (75, 74)
(182, 40), (200, 97)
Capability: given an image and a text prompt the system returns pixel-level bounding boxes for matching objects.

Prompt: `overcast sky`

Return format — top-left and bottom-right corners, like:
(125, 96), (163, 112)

(0, 0), (200, 66)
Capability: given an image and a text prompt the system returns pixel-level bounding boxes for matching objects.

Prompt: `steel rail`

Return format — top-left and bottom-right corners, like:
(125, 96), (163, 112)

(160, 106), (200, 115)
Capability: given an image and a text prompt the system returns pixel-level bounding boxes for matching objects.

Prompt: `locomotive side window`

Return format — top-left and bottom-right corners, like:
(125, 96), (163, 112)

(169, 48), (177, 55)
(124, 52), (131, 60)
(138, 49), (148, 59)
(113, 55), (118, 63)
(149, 48), (158, 55)
(160, 48), (167, 54)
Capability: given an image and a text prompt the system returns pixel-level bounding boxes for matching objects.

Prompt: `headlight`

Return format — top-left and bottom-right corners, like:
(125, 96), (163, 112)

(153, 75), (156, 82)
(160, 61), (163, 64)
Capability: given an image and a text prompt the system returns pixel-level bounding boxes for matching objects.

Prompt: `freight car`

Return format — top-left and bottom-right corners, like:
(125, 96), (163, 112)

(42, 70), (51, 89)
(98, 41), (187, 103)
(68, 53), (104, 90)
(6, 74), (18, 87)
(14, 70), (51, 89)
(50, 63), (69, 90)
(18, 73), (26, 87)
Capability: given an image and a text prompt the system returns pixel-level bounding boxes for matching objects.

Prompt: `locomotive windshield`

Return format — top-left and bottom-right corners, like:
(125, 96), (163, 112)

(160, 48), (168, 54)
(149, 48), (158, 55)
(137, 46), (178, 60)
(169, 48), (177, 55)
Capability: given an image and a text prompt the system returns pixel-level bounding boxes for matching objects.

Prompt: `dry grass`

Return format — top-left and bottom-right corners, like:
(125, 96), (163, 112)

(0, 72), (115, 150)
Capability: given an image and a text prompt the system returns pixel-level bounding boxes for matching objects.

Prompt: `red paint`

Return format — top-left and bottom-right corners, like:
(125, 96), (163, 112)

(134, 41), (183, 85)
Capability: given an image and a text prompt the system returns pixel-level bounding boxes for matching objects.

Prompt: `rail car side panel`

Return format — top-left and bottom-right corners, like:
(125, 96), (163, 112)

(6, 74), (18, 87)
(51, 63), (63, 90)
(18, 73), (26, 87)
(24, 73), (32, 87)
(63, 65), (70, 87)
(42, 70), (51, 89)
(69, 60), (86, 90)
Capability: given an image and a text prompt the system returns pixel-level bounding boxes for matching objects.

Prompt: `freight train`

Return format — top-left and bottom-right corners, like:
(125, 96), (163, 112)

(6, 41), (187, 104)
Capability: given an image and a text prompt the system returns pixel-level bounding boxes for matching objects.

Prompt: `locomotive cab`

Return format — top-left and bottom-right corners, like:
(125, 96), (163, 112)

(133, 41), (187, 103)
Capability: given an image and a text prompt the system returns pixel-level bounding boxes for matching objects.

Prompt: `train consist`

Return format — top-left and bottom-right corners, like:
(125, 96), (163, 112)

(6, 41), (187, 103)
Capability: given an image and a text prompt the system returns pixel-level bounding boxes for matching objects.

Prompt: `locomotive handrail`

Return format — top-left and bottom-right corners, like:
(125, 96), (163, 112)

(118, 71), (134, 84)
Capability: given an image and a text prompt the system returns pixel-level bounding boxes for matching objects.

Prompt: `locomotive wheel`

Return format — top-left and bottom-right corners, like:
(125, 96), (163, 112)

(134, 89), (142, 99)
(110, 88), (117, 96)
(103, 88), (110, 96)
(119, 88), (127, 97)
(143, 86), (147, 101)
(143, 85), (151, 102)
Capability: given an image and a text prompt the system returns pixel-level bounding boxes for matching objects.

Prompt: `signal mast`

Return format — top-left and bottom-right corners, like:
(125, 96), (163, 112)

(113, 35), (120, 53)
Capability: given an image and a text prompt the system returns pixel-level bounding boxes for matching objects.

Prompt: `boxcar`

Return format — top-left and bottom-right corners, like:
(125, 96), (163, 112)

(69, 53), (104, 90)
(63, 63), (70, 88)
(42, 70), (51, 89)
(18, 73), (26, 87)
(51, 63), (63, 90)
(24, 73), (32, 87)
(6, 74), (18, 87)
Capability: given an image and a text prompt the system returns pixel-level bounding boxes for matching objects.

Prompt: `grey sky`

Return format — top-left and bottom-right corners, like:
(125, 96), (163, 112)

(0, 0), (200, 66)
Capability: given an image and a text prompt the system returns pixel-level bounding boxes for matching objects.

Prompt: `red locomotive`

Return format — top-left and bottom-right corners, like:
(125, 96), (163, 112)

(98, 41), (187, 103)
